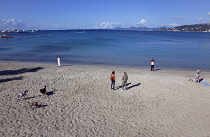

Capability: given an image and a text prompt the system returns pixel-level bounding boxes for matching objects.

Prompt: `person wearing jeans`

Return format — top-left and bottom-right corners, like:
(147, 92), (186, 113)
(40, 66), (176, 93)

(110, 71), (116, 89)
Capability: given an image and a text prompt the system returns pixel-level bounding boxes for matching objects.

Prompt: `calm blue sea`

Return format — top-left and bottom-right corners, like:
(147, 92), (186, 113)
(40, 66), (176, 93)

(0, 30), (210, 70)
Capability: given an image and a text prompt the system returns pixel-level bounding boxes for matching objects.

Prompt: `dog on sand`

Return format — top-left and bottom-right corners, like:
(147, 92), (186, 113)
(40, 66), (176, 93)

(40, 86), (46, 95)
(16, 90), (28, 99)
(28, 101), (38, 108)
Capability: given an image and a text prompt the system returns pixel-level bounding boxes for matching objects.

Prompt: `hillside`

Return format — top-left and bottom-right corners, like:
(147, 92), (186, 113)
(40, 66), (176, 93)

(156, 24), (210, 32)
(114, 24), (210, 32)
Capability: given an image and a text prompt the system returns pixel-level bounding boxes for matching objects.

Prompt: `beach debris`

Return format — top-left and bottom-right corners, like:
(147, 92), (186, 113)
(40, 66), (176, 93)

(188, 79), (193, 82)
(16, 90), (28, 99)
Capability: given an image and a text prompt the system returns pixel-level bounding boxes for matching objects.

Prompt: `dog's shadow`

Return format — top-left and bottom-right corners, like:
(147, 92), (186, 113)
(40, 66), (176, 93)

(46, 91), (54, 96)
(36, 104), (48, 108)
(46, 89), (58, 96)
(45, 89), (57, 96)
(24, 96), (36, 100)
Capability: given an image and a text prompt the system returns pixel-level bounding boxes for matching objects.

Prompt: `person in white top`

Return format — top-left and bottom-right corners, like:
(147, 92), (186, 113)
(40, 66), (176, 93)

(57, 56), (61, 66)
(150, 58), (155, 71)
(195, 68), (201, 83)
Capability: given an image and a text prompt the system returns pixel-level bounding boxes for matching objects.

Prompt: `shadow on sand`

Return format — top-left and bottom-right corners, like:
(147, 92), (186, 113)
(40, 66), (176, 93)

(114, 83), (141, 90)
(60, 64), (72, 67)
(46, 91), (55, 96)
(24, 96), (36, 100)
(0, 67), (44, 76)
(154, 69), (162, 71)
(36, 104), (48, 108)
(0, 76), (24, 83)
(114, 83), (131, 90)
(127, 83), (141, 90)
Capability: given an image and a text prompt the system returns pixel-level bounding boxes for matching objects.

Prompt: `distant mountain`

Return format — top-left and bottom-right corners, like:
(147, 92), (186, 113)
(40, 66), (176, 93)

(156, 23), (210, 32)
(114, 24), (210, 32)
(114, 26), (166, 31)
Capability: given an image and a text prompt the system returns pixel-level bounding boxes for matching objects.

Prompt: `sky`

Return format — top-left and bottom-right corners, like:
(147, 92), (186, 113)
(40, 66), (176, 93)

(0, 0), (210, 30)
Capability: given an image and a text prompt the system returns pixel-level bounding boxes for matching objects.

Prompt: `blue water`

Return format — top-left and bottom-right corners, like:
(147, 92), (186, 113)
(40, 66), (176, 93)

(1, 30), (210, 70)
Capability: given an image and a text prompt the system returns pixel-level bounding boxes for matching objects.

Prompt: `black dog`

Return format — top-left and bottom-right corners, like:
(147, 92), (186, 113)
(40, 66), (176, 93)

(40, 86), (46, 95)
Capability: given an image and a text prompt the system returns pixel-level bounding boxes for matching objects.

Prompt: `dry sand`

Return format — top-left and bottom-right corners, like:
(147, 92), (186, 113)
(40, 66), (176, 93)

(0, 62), (210, 137)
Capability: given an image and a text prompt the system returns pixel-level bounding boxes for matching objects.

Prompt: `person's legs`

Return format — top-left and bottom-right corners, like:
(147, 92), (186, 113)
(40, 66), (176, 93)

(122, 82), (124, 89)
(113, 80), (115, 89)
(111, 80), (115, 89)
(122, 82), (127, 90)
(195, 74), (199, 83)
(151, 65), (154, 71)
(124, 82), (127, 90)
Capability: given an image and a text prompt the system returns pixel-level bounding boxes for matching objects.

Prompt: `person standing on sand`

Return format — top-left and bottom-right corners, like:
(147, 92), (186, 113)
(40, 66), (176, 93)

(150, 58), (155, 71)
(57, 56), (61, 66)
(122, 72), (128, 90)
(110, 71), (116, 89)
(195, 68), (201, 83)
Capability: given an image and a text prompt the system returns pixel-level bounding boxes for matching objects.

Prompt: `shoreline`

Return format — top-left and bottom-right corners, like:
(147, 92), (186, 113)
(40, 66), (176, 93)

(1, 61), (210, 136)
(0, 60), (208, 71)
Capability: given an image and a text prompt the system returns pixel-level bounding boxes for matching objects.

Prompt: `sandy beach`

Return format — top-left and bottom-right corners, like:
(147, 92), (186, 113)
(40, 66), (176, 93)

(0, 62), (210, 137)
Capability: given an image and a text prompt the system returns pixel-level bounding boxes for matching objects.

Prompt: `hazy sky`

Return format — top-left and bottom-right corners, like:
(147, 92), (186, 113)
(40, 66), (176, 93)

(1, 0), (210, 30)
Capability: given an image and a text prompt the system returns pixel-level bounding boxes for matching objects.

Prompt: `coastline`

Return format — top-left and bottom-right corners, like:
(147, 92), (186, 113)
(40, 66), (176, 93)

(0, 61), (210, 136)
(0, 60), (208, 71)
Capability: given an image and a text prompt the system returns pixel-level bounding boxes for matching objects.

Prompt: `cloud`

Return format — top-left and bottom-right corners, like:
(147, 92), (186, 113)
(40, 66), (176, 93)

(0, 19), (28, 30)
(99, 22), (122, 29)
(139, 19), (147, 24)
(97, 19), (148, 29)
(169, 23), (179, 27)
(94, 22), (98, 28)
(198, 17), (203, 21)
(0, 18), (71, 30)
(161, 23), (179, 27)
(208, 12), (210, 16)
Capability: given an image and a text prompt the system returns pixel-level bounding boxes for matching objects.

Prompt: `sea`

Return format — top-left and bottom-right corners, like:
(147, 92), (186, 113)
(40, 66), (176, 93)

(0, 30), (210, 70)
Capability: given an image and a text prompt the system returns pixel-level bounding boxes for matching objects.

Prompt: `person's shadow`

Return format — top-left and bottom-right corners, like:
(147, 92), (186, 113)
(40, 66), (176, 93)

(0, 76), (24, 83)
(114, 83), (131, 90)
(154, 69), (162, 71)
(126, 83), (141, 90)
(0, 67), (44, 76)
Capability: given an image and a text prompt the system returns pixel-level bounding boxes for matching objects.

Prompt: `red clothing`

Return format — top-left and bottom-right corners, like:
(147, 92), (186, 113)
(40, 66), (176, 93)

(110, 74), (116, 80)
(150, 59), (155, 62)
